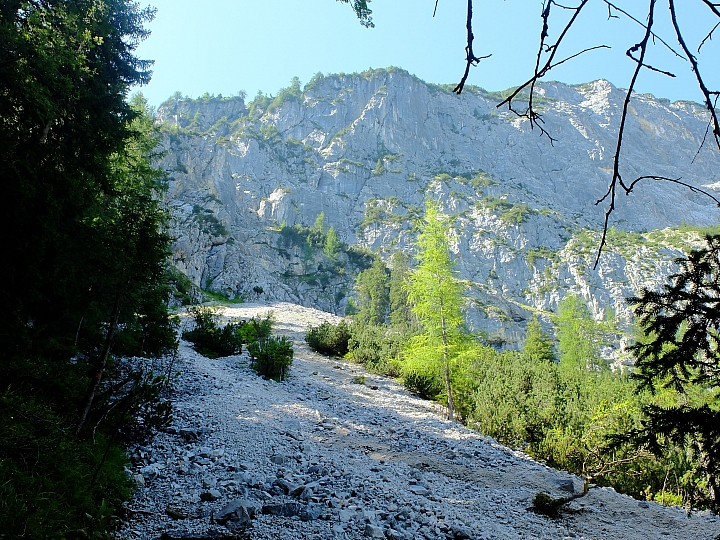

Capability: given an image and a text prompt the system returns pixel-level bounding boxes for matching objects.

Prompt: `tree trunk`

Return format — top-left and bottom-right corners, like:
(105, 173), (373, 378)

(440, 300), (454, 422)
(77, 291), (122, 435)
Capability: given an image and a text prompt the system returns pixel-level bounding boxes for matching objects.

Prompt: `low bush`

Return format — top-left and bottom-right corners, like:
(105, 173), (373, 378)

(403, 371), (443, 400)
(248, 336), (294, 380)
(182, 307), (274, 358)
(347, 323), (408, 375)
(305, 320), (352, 357)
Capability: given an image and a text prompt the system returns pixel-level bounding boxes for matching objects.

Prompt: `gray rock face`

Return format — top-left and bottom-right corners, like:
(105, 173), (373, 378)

(157, 69), (720, 347)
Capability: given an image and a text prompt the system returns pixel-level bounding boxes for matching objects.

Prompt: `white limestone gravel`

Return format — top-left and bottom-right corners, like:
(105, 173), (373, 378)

(117, 301), (720, 540)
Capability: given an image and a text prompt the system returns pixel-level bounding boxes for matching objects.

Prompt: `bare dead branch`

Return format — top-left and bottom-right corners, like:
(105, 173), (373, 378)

(493, 0), (591, 143)
(453, 0), (490, 95)
(623, 175), (720, 204)
(669, 0), (720, 153)
(433, 0), (439, 17)
(602, 0), (684, 58)
(698, 21), (720, 52)
(626, 46), (676, 77)
(700, 0), (720, 18)
(444, 0), (720, 267)
(592, 0), (659, 269)
(691, 122), (713, 165)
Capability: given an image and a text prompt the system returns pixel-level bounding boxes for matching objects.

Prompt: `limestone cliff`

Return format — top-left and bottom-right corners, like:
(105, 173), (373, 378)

(155, 68), (720, 349)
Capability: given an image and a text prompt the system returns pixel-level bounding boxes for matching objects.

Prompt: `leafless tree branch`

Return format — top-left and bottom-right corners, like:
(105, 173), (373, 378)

(602, 0), (684, 58)
(452, 0), (490, 95)
(669, 0), (720, 153)
(446, 0), (720, 266)
(592, 0), (659, 269)
(492, 0), (594, 143)
(698, 20), (720, 52)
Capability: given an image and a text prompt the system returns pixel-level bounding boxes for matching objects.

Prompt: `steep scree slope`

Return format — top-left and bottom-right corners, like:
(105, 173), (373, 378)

(118, 302), (720, 540)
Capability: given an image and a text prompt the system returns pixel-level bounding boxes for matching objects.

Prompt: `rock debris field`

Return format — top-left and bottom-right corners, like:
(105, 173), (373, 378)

(118, 302), (720, 540)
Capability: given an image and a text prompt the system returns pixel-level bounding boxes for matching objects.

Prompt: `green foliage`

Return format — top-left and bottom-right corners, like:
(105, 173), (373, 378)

(360, 198), (389, 229)
(267, 77), (303, 114)
(389, 252), (414, 329)
(0, 391), (134, 536)
(469, 341), (665, 497)
(248, 336), (294, 380)
(313, 212), (326, 233)
(525, 246), (559, 267)
(469, 171), (498, 190)
(0, 2), (180, 533)
(403, 370), (444, 400)
(373, 158), (387, 176)
(355, 257), (391, 325)
(338, 0), (374, 27)
(305, 321), (352, 357)
(276, 218), (360, 273)
(557, 295), (610, 370)
(626, 235), (720, 509)
(347, 322), (410, 375)
(192, 205), (229, 237)
(168, 266), (197, 305)
(339, 245), (707, 508)
(324, 226), (341, 259)
(246, 90), (273, 120)
(523, 316), (556, 363)
(481, 196), (535, 224)
(403, 201), (466, 420)
(405, 202), (463, 339)
(182, 307), (273, 358)
(345, 245), (376, 270)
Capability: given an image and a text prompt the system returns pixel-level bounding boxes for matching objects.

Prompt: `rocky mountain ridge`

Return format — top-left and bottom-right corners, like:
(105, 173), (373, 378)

(156, 68), (720, 348)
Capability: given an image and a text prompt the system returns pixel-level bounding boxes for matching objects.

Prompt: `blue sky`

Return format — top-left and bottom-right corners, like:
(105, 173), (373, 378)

(134, 0), (718, 106)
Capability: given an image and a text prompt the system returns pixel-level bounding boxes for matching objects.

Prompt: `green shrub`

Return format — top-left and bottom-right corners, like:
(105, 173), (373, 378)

(305, 320), (351, 356)
(403, 371), (442, 400)
(248, 336), (294, 380)
(347, 323), (406, 375)
(0, 361), (137, 537)
(168, 266), (196, 305)
(182, 307), (274, 357)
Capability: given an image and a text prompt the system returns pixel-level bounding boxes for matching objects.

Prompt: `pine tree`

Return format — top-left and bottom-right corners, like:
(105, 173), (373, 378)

(355, 256), (390, 326)
(324, 226), (341, 259)
(523, 315), (556, 363)
(627, 235), (720, 508)
(404, 201), (465, 421)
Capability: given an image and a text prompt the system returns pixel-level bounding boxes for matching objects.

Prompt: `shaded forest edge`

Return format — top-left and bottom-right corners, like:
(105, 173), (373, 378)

(1, 2), (178, 537)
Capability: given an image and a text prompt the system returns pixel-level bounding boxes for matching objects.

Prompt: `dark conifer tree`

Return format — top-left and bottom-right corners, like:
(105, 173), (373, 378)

(628, 235), (720, 508)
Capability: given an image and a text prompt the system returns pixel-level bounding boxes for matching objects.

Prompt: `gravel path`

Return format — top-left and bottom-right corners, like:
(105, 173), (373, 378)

(117, 302), (720, 540)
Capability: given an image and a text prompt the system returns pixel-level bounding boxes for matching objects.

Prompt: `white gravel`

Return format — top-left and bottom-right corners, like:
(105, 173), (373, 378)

(117, 302), (720, 540)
